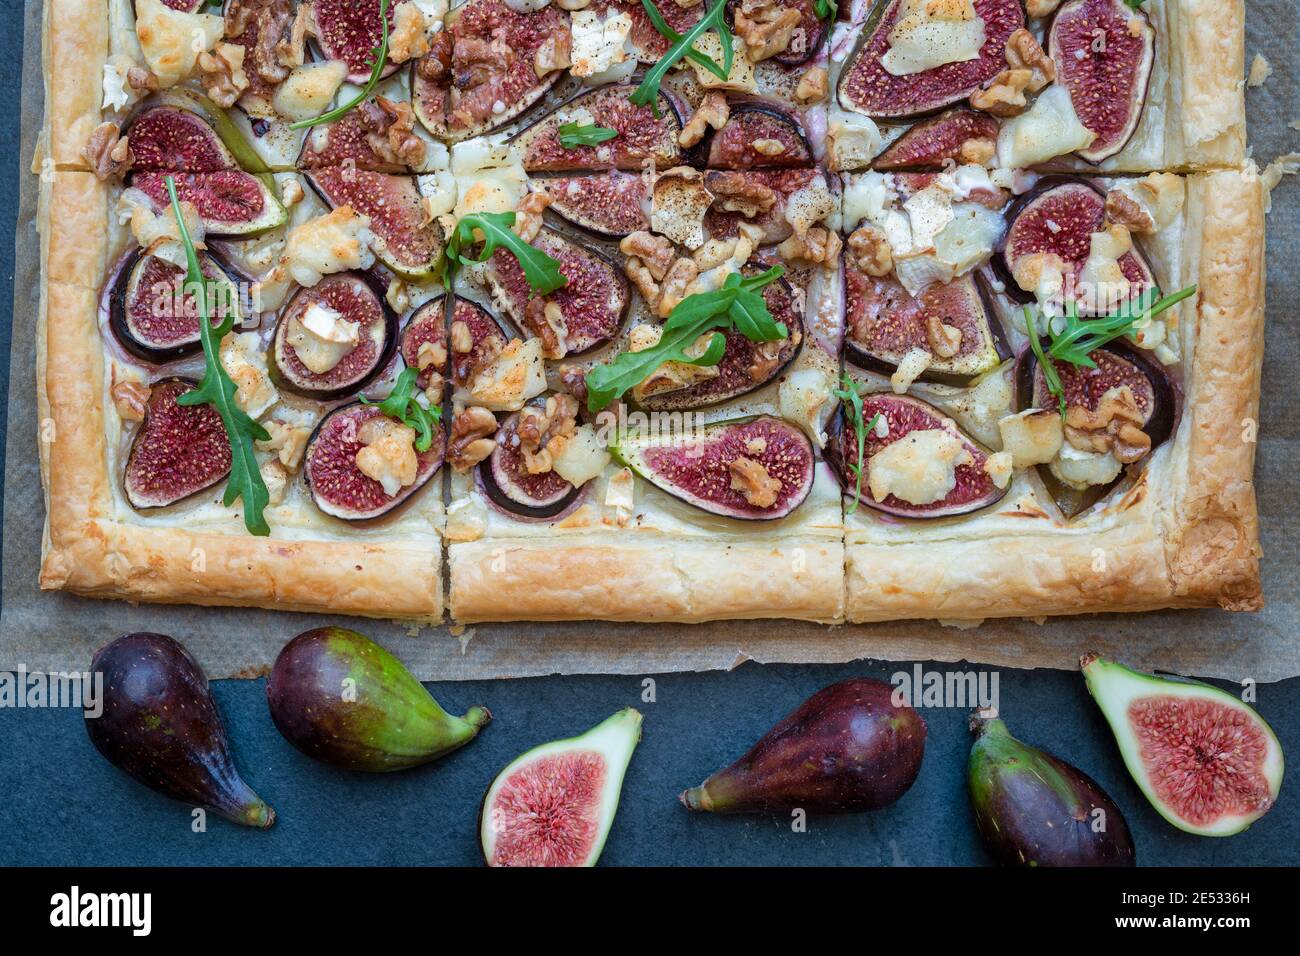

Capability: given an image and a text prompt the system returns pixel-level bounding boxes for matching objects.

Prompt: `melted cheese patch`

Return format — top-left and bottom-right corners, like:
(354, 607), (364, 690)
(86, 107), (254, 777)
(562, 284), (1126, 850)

(287, 303), (361, 374)
(449, 136), (529, 223)
(466, 337), (548, 410)
(133, 0), (224, 88)
(868, 427), (972, 505)
(220, 332), (279, 420)
(880, 0), (986, 77)
(997, 84), (1096, 169)
(283, 207), (377, 287)
(570, 9), (633, 78)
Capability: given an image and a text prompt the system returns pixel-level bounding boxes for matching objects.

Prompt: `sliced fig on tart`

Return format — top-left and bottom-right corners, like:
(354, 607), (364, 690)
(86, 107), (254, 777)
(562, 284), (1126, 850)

(107, 248), (245, 363)
(304, 403), (445, 522)
(702, 168), (833, 244)
(130, 170), (288, 237)
(304, 166), (444, 279)
(614, 0), (706, 63)
(310, 0), (401, 84)
(411, 0), (569, 142)
(828, 393), (1007, 518)
(513, 85), (684, 172)
(482, 229), (630, 356)
(729, 0), (827, 68)
(124, 378), (232, 510)
(125, 104), (244, 173)
(400, 296), (449, 391)
(218, 0), (299, 119)
(297, 110), (409, 174)
(449, 297), (512, 391)
(269, 272), (398, 399)
(162, 0), (206, 10)
(145, 87), (278, 172)
(1048, 0), (1155, 164)
(533, 171), (652, 238)
(872, 108), (1000, 170)
(478, 409), (584, 520)
(837, 0), (1024, 120)
(843, 268), (1007, 384)
(702, 103), (813, 170)
(614, 416), (815, 520)
(996, 176), (1155, 314)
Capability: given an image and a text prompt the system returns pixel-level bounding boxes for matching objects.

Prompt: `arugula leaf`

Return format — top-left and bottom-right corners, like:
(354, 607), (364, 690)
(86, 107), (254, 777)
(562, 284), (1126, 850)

(583, 266), (785, 411)
(361, 366), (442, 453)
(831, 373), (879, 514)
(557, 123), (619, 149)
(813, 0), (837, 21)
(1047, 284), (1196, 368)
(630, 0), (733, 116)
(165, 177), (272, 536)
(442, 211), (568, 295)
(1023, 306), (1067, 417)
(1122, 0), (1145, 10)
(289, 0), (392, 130)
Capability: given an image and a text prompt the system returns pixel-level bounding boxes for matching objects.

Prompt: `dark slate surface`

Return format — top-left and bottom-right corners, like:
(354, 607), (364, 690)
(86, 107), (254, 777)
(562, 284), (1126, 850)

(0, 2), (1296, 867)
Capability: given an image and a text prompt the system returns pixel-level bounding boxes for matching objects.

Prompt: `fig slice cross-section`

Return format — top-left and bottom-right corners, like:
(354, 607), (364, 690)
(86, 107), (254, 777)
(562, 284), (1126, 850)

(297, 111), (411, 174)
(131, 169), (287, 237)
(533, 171), (652, 238)
(613, 416), (816, 521)
(124, 378), (233, 510)
(126, 105), (242, 173)
(449, 297), (511, 391)
(400, 296), (449, 391)
(872, 108), (1000, 170)
(512, 85), (685, 173)
(479, 409), (583, 520)
(310, 0), (402, 85)
(837, 0), (1025, 120)
(703, 104), (813, 170)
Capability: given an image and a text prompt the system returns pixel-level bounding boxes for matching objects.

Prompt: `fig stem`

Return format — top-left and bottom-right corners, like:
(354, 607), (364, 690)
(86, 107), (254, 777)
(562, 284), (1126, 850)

(463, 706), (492, 731)
(968, 708), (1003, 737)
(679, 786), (713, 812)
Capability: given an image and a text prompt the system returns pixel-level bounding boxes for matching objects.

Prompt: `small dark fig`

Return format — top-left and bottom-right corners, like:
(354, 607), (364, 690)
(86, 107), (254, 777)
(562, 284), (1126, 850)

(996, 176), (1155, 313)
(843, 267), (1007, 384)
(968, 709), (1135, 867)
(826, 393), (1007, 518)
(702, 167), (830, 244)
(399, 295), (449, 390)
(479, 409), (583, 518)
(449, 297), (510, 391)
(130, 169), (288, 237)
(613, 416), (815, 520)
(86, 632), (275, 828)
(483, 228), (630, 355)
(124, 378), (232, 510)
(1048, 0), (1155, 164)
(309, 0), (401, 84)
(267, 627), (491, 772)
(108, 248), (245, 363)
(481, 709), (642, 867)
(1082, 655), (1285, 837)
(512, 84), (685, 172)
(533, 171), (651, 238)
(872, 108), (1000, 170)
(702, 104), (813, 170)
(838, 0), (1024, 119)
(269, 271), (398, 399)
(297, 111), (409, 174)
(681, 678), (925, 814)
(304, 167), (443, 280)
(412, 0), (568, 142)
(124, 104), (240, 173)
(303, 402), (445, 521)
(636, 275), (804, 411)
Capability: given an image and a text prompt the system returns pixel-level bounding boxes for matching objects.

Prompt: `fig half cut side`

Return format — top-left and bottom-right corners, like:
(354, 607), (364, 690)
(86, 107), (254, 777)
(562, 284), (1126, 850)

(478, 410), (583, 520)
(702, 103), (813, 170)
(449, 297), (512, 391)
(400, 296), (449, 391)
(310, 0), (402, 84)
(512, 84), (685, 172)
(131, 170), (288, 237)
(297, 111), (410, 174)
(613, 416), (816, 521)
(1048, 0), (1155, 164)
(837, 0), (1025, 120)
(533, 171), (652, 238)
(827, 392), (1007, 519)
(124, 378), (232, 510)
(872, 108), (1000, 170)
(125, 104), (242, 174)
(270, 271), (398, 399)
(303, 403), (445, 522)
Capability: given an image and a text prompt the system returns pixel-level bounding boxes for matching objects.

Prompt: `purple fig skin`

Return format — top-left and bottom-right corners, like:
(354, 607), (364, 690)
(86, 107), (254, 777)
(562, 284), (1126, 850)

(680, 678), (926, 814)
(86, 633), (275, 829)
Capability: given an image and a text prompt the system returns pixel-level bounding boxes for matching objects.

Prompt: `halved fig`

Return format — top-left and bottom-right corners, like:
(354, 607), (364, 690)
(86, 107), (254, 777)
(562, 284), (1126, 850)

(827, 393), (1006, 518)
(411, 0), (569, 142)
(513, 85), (684, 172)
(124, 378), (232, 510)
(1048, 0), (1155, 164)
(613, 416), (815, 520)
(996, 176), (1154, 313)
(534, 171), (652, 238)
(297, 111), (408, 174)
(844, 267), (1008, 383)
(270, 272), (398, 399)
(478, 409), (583, 519)
(872, 108), (1000, 170)
(616, 0), (706, 63)
(449, 297), (511, 390)
(305, 166), (444, 279)
(310, 0), (401, 84)
(482, 229), (630, 355)
(108, 249), (245, 363)
(400, 296), (449, 390)
(304, 403), (445, 521)
(130, 170), (288, 237)
(637, 276), (805, 411)
(837, 0), (1025, 119)
(147, 87), (277, 172)
(125, 105), (242, 173)
(702, 168), (829, 244)
(703, 103), (813, 170)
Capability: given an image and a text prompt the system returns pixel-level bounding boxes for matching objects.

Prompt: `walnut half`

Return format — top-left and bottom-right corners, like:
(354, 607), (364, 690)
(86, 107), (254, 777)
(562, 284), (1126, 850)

(1064, 385), (1152, 464)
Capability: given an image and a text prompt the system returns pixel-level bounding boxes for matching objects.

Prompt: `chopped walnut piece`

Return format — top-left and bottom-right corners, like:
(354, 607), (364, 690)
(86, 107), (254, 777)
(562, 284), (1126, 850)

(670, 0), (702, 6)
(127, 66), (160, 94)
(84, 123), (133, 181)
(417, 340), (448, 372)
(448, 406), (499, 472)
(388, 1), (432, 65)
(257, 417), (313, 470)
(534, 31), (572, 79)
(1005, 28), (1055, 89)
(926, 315), (962, 359)
(777, 227), (841, 267)
(523, 297), (566, 359)
(728, 456), (782, 508)
(198, 42), (251, 109)
(795, 66), (828, 105)
(707, 171), (777, 217)
(417, 28), (454, 82)
(557, 0), (593, 7)
(624, 257), (662, 304)
(971, 29), (1055, 117)
(620, 231), (677, 281)
(450, 320), (474, 354)
(656, 257), (700, 317)
(275, 1), (311, 72)
(513, 191), (554, 244)
(747, 340), (784, 383)
(559, 364), (590, 410)
(847, 225), (893, 277)
(355, 418), (419, 495)
(751, 138), (786, 157)
(678, 92), (729, 148)
(111, 380), (150, 422)
(1104, 189), (1155, 233)
(734, 0), (802, 62)
(1064, 386), (1151, 464)
(692, 237), (738, 271)
(359, 96), (427, 169)
(516, 394), (579, 474)
(958, 136), (997, 165)
(1025, 0), (1062, 17)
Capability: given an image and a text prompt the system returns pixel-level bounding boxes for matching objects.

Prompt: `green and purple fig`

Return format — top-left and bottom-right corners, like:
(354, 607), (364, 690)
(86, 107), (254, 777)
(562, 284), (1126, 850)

(266, 627), (490, 772)
(968, 708), (1135, 867)
(680, 678), (926, 814)
(86, 632), (275, 829)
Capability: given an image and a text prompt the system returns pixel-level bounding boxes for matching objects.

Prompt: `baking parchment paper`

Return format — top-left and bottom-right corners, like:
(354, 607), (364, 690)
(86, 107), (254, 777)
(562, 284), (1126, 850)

(3, 0), (1296, 682)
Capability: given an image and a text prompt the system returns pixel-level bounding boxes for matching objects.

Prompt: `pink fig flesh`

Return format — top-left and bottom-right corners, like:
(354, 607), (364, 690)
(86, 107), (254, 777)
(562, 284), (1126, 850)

(400, 297), (449, 391)
(704, 105), (813, 170)
(124, 378), (232, 510)
(872, 108), (1000, 170)
(514, 85), (684, 172)
(311, 0), (401, 84)
(534, 171), (652, 238)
